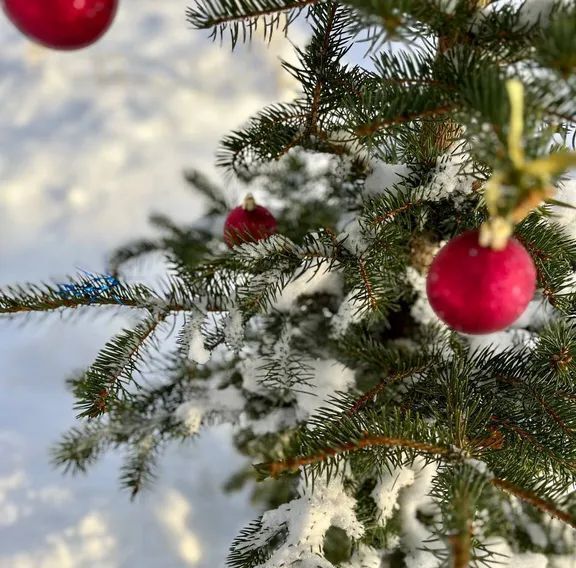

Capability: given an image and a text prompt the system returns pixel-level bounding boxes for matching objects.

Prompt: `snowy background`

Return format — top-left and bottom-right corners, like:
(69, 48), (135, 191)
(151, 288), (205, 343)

(0, 2), (303, 566)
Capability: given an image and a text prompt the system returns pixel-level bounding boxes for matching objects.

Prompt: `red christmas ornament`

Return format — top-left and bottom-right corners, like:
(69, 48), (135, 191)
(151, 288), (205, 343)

(2, 0), (118, 50)
(426, 229), (536, 334)
(224, 194), (277, 248)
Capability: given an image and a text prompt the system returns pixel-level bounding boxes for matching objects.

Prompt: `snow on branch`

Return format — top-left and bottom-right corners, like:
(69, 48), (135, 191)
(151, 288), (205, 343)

(229, 473), (364, 568)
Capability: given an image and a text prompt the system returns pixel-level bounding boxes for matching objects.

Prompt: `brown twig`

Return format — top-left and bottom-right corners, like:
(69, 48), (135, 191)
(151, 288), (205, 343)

(347, 367), (429, 416)
(0, 295), (190, 315)
(545, 109), (576, 125)
(261, 431), (576, 529)
(86, 314), (168, 417)
(308, 4), (336, 132)
(265, 435), (450, 478)
(275, 4), (337, 161)
(491, 415), (576, 472)
(371, 201), (422, 225)
(537, 395), (575, 437)
(494, 375), (576, 437)
(449, 521), (473, 568)
(355, 105), (455, 138)
(492, 478), (576, 529)
(358, 257), (378, 310)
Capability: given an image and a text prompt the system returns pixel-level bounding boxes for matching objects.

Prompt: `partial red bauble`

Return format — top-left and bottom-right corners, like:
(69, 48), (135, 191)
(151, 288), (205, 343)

(426, 229), (536, 334)
(224, 200), (277, 248)
(2, 0), (118, 50)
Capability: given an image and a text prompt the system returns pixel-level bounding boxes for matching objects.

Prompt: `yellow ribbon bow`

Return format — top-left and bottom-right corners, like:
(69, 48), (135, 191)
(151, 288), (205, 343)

(480, 79), (576, 250)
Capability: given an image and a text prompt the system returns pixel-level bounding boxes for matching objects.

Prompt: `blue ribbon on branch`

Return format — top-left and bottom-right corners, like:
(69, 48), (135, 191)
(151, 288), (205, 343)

(57, 270), (123, 304)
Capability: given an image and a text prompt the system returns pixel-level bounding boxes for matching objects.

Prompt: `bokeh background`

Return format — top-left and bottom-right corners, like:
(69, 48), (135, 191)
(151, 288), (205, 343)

(0, 1), (304, 565)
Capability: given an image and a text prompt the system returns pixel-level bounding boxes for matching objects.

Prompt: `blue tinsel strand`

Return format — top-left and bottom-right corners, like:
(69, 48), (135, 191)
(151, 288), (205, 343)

(57, 270), (122, 304)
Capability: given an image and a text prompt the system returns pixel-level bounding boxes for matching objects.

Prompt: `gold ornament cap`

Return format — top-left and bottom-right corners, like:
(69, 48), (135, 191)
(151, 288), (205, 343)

(242, 193), (257, 212)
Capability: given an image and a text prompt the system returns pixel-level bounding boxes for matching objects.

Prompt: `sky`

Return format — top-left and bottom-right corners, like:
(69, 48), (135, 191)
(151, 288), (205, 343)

(0, 1), (304, 566)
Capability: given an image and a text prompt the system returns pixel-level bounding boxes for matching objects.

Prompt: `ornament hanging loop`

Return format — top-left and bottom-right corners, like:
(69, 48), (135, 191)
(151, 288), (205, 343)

(481, 80), (576, 250)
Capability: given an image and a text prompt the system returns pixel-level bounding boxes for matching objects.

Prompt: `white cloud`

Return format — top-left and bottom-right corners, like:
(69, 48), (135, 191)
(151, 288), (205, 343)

(0, 471), (27, 528)
(0, 512), (116, 568)
(155, 489), (202, 566)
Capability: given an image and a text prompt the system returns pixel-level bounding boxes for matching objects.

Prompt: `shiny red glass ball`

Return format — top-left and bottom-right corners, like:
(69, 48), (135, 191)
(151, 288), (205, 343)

(426, 229), (537, 334)
(3, 0), (118, 50)
(224, 205), (277, 248)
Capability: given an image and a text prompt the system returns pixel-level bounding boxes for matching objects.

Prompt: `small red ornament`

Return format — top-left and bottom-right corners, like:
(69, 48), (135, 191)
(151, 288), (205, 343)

(426, 229), (536, 334)
(2, 0), (118, 50)
(224, 194), (277, 248)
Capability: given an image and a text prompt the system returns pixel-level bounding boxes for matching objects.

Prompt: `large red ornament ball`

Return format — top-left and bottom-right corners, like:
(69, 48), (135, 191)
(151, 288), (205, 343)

(426, 229), (536, 334)
(224, 194), (277, 248)
(2, 0), (118, 50)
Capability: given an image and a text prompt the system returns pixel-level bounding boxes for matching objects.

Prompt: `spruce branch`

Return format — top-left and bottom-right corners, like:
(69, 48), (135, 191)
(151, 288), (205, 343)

(183, 169), (229, 213)
(52, 420), (110, 475)
(300, 3), (336, 135)
(121, 435), (163, 499)
(489, 414), (576, 478)
(369, 199), (424, 225)
(492, 478), (576, 530)
(449, 527), (472, 568)
(0, 279), (192, 316)
(107, 239), (164, 276)
(187, 0), (318, 46)
(227, 516), (285, 568)
(514, 216), (576, 313)
(74, 313), (169, 418)
(54, 355), (215, 498)
(357, 256), (377, 311)
(354, 104), (456, 138)
(504, 378), (576, 438)
(179, 230), (349, 314)
(217, 3), (368, 174)
(260, 434), (576, 530)
(532, 7), (576, 77)
(433, 465), (486, 568)
(260, 435), (451, 478)
(346, 365), (430, 416)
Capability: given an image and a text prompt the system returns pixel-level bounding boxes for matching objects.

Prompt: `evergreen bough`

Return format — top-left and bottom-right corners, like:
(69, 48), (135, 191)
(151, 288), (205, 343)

(2, 0), (576, 566)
